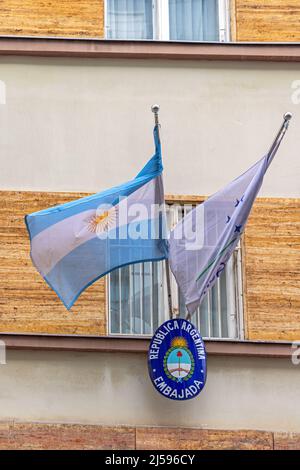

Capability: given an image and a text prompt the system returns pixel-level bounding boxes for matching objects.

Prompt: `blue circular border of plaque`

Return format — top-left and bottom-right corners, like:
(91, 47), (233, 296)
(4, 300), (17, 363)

(148, 318), (207, 401)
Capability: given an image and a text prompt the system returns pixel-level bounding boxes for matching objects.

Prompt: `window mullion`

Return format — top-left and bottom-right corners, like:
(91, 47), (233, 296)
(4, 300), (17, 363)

(218, 0), (231, 42)
(169, 204), (180, 318)
(155, 0), (170, 41)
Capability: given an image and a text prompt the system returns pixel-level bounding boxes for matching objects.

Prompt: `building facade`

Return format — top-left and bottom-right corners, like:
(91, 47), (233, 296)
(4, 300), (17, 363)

(0, 0), (299, 450)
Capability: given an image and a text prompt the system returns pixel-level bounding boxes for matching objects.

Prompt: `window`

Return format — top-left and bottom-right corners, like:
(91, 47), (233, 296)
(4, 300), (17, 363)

(105, 0), (230, 42)
(108, 202), (244, 339)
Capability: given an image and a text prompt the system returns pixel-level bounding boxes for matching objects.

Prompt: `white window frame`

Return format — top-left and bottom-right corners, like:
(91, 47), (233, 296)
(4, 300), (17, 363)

(104, 0), (231, 42)
(218, 0), (231, 42)
(107, 261), (166, 338)
(107, 202), (244, 339)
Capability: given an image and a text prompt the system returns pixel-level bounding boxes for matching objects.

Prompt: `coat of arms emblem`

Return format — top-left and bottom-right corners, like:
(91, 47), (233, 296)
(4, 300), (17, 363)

(163, 337), (194, 383)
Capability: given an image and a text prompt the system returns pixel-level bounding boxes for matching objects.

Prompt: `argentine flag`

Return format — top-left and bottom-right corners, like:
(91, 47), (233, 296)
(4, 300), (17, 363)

(25, 126), (167, 309)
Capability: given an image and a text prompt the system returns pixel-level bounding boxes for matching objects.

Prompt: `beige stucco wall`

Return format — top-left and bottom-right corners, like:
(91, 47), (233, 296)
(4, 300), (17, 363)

(0, 56), (299, 198)
(0, 350), (299, 432)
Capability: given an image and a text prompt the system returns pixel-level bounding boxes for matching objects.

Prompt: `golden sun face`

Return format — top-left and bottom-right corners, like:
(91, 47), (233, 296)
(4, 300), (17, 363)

(171, 337), (187, 349)
(87, 206), (118, 235)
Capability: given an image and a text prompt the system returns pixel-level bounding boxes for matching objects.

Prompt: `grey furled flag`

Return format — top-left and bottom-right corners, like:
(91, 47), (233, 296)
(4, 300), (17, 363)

(168, 151), (278, 315)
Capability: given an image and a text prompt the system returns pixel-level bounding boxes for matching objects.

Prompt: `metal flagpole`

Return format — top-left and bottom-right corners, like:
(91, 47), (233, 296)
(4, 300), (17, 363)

(151, 104), (173, 320)
(185, 111), (293, 324)
(267, 112), (292, 165)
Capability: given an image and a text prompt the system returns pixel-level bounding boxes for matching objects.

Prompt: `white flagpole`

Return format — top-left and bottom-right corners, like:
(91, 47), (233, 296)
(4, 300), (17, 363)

(151, 104), (173, 320)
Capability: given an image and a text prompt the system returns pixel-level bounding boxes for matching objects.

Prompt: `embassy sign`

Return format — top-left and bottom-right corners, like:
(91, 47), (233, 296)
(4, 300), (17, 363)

(148, 319), (206, 400)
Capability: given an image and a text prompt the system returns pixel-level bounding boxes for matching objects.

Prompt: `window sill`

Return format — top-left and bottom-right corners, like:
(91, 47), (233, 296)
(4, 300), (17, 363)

(0, 37), (300, 62)
(0, 333), (294, 358)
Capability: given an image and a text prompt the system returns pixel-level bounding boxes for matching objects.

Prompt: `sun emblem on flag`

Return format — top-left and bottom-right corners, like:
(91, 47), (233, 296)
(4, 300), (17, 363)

(163, 336), (195, 383)
(87, 206), (118, 235)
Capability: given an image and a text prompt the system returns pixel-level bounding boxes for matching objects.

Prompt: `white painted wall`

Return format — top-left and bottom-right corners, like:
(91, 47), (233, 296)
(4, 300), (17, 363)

(0, 350), (299, 432)
(0, 57), (299, 197)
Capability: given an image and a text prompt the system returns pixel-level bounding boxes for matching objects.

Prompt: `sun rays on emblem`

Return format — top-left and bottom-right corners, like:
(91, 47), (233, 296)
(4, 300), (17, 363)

(87, 206), (118, 235)
(171, 337), (188, 349)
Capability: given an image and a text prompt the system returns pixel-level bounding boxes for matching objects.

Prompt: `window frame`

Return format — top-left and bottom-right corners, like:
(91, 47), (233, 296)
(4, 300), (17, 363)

(104, 0), (231, 42)
(107, 261), (166, 338)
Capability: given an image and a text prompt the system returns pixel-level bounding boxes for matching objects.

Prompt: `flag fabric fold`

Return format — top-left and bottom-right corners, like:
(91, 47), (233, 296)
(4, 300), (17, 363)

(25, 126), (167, 309)
(168, 153), (272, 315)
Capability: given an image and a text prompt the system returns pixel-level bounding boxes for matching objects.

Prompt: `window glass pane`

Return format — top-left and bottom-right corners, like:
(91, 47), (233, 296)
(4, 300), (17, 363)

(220, 266), (229, 337)
(200, 292), (210, 337)
(211, 279), (219, 336)
(152, 261), (160, 332)
(109, 261), (163, 335)
(107, 0), (154, 40)
(169, 0), (219, 42)
(132, 263), (142, 334)
(109, 203), (241, 339)
(121, 265), (130, 334)
(142, 262), (152, 334)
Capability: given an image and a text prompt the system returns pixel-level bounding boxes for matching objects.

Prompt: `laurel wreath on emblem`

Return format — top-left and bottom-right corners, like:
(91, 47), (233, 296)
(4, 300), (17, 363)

(163, 337), (195, 382)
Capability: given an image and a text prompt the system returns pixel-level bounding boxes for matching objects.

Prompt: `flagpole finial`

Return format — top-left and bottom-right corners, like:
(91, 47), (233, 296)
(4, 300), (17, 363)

(284, 112), (292, 121)
(151, 104), (160, 114)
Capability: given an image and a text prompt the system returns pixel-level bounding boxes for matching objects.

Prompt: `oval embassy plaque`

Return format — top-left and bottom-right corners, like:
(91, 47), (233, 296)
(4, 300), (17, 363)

(148, 318), (207, 401)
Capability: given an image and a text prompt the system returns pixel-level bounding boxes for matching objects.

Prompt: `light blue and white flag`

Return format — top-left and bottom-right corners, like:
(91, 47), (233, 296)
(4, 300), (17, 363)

(169, 149), (281, 315)
(25, 126), (167, 309)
